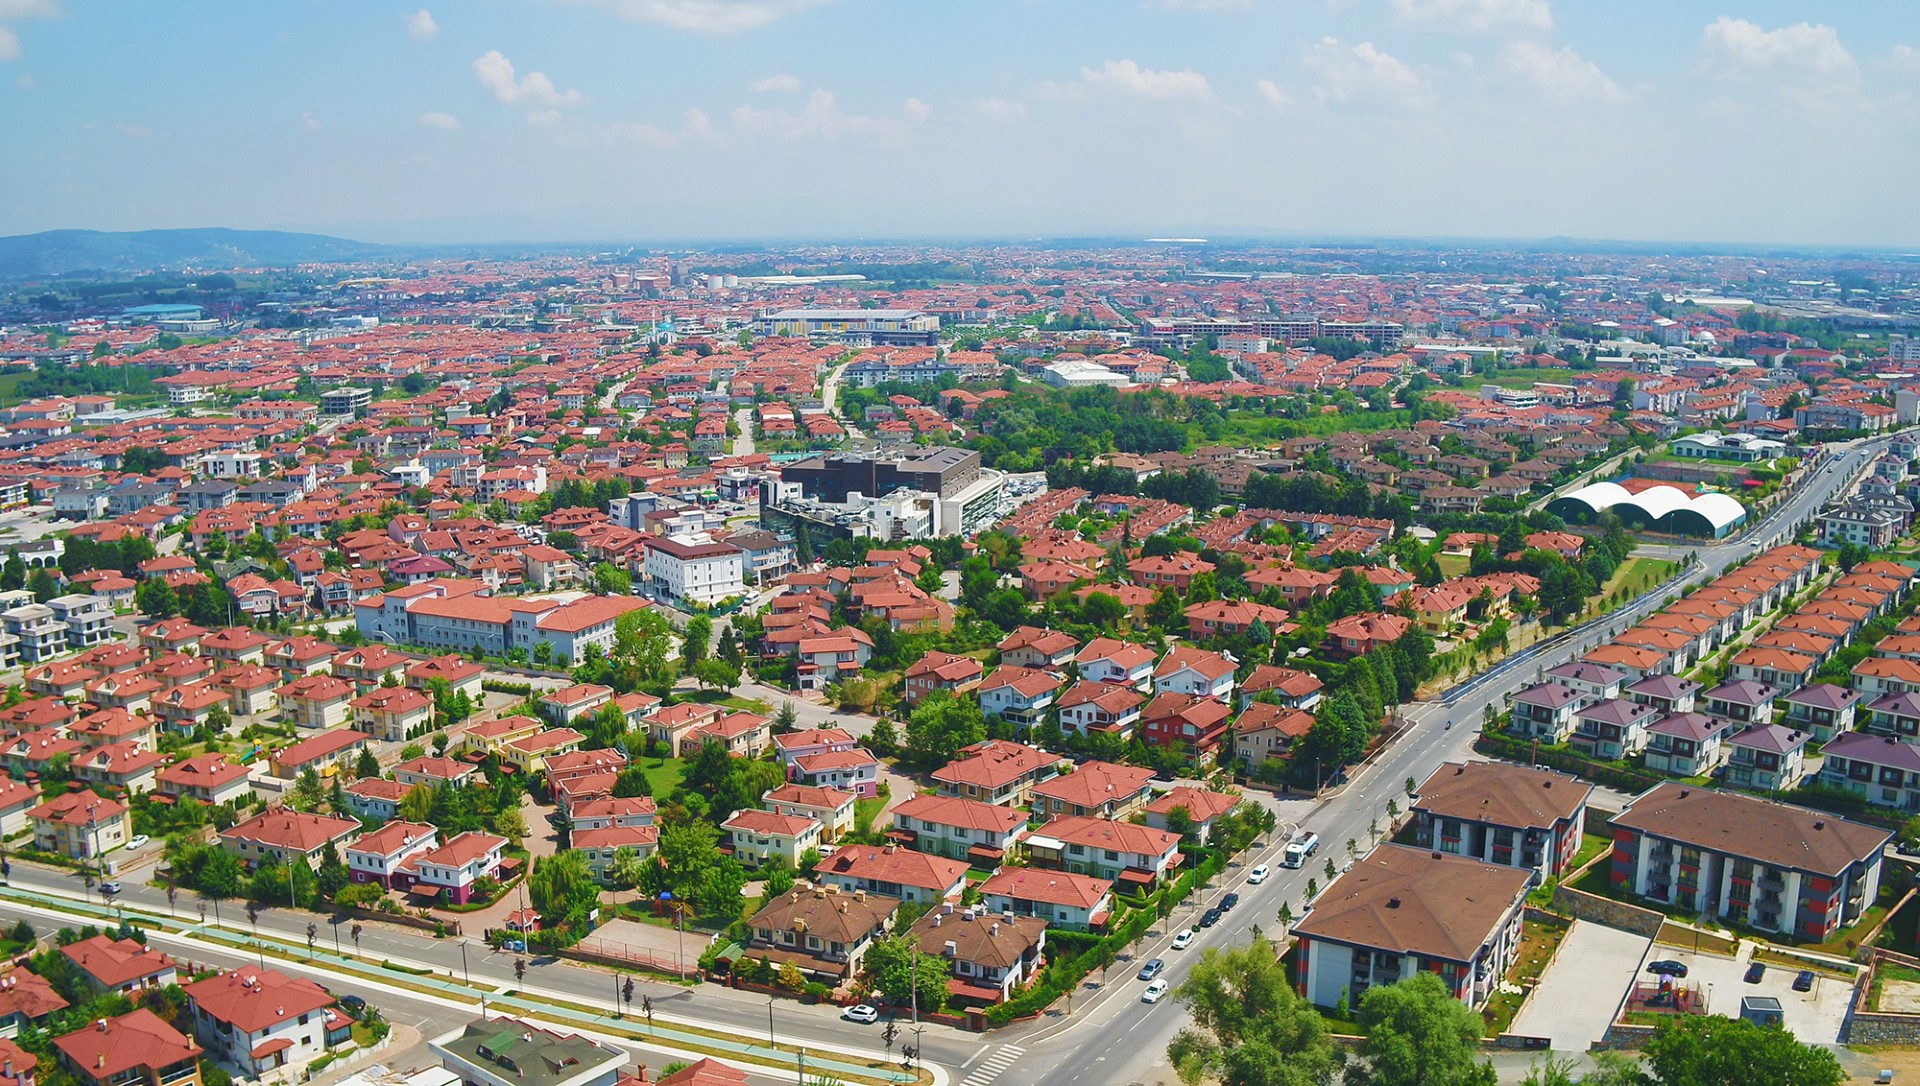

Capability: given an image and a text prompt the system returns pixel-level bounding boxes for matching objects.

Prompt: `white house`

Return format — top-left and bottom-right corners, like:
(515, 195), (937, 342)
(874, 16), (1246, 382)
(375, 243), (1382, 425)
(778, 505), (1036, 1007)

(720, 809), (823, 870)
(186, 969), (346, 1078)
(643, 534), (745, 608)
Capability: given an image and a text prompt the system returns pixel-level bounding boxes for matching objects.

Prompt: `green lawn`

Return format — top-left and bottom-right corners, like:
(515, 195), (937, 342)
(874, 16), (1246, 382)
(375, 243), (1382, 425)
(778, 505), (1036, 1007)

(1592, 557), (1679, 611)
(1435, 553), (1470, 579)
(640, 757), (685, 797)
(854, 796), (887, 837)
(1480, 367), (1582, 389)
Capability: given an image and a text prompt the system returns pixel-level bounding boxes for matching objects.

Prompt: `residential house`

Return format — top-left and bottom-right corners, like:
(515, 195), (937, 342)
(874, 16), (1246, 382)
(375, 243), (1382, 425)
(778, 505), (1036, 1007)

(52, 1009), (203, 1086)
(932, 741), (1061, 807)
(1726, 725), (1811, 791)
(60, 936), (177, 994)
(820, 844), (969, 904)
(1151, 646), (1237, 701)
(29, 791), (128, 859)
(888, 794), (1028, 866)
(906, 904), (1047, 1006)
(1026, 815), (1181, 889)
(978, 867), (1114, 931)
(742, 885), (897, 983)
(789, 747), (879, 796)
(219, 809), (359, 869)
(185, 969), (344, 1079)
(761, 784), (857, 841)
(1055, 681), (1143, 738)
(1144, 787), (1244, 845)
(978, 666), (1062, 730)
(721, 809), (823, 871)
(902, 651), (984, 707)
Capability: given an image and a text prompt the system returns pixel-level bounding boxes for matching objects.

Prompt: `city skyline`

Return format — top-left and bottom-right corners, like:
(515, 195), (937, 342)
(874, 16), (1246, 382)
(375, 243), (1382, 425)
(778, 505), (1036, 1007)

(4, 1), (1919, 247)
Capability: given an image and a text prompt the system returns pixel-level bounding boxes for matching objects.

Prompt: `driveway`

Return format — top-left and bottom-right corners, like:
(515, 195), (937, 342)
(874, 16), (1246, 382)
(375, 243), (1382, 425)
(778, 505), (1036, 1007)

(1510, 920), (1651, 1049)
(1647, 942), (1849, 1044)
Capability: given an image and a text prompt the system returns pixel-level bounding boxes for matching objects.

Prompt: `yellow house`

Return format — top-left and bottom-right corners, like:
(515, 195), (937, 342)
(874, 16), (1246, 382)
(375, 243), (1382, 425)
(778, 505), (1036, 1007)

(500, 727), (585, 775)
(457, 714), (543, 757)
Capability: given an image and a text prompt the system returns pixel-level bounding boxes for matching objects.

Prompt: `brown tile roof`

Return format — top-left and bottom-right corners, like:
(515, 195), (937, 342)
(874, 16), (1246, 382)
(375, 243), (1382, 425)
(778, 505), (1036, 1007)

(1611, 782), (1890, 876)
(1413, 762), (1591, 831)
(1293, 844), (1531, 962)
(52, 1009), (201, 1081)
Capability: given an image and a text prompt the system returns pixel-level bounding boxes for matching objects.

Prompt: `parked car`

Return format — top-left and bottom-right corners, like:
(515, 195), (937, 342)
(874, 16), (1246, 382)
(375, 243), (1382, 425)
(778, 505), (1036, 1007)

(1646, 960), (1688, 978)
(501, 938), (526, 952)
(1247, 865), (1270, 884)
(841, 1004), (879, 1024)
(1220, 892), (1240, 912)
(1171, 929), (1194, 950)
(1141, 979), (1171, 1004)
(1744, 962), (1766, 984)
(1794, 970), (1815, 992)
(1200, 907), (1222, 928)
(126, 835), (150, 851)
(1138, 959), (1165, 982)
(339, 995), (367, 1019)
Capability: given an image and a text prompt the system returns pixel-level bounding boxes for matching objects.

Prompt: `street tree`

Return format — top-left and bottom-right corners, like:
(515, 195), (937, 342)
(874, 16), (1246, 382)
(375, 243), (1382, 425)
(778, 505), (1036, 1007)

(1166, 935), (1342, 1086)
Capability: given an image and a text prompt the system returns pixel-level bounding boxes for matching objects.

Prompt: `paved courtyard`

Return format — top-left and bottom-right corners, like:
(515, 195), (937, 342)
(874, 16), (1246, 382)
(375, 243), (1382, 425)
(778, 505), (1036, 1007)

(1510, 920), (1651, 1049)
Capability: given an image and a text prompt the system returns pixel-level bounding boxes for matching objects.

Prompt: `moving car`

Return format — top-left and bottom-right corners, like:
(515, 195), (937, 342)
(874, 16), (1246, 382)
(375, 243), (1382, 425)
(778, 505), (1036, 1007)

(1138, 958), (1165, 982)
(841, 1004), (879, 1024)
(1794, 970), (1815, 992)
(1200, 907), (1222, 928)
(1744, 962), (1766, 984)
(1247, 864), (1270, 884)
(98, 881), (121, 895)
(1220, 892), (1241, 912)
(501, 938), (526, 952)
(1171, 929), (1194, 950)
(1141, 979), (1170, 1004)
(1646, 960), (1688, 978)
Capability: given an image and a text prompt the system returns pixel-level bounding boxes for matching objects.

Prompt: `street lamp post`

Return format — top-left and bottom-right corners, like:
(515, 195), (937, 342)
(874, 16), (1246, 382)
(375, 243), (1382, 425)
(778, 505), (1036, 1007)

(460, 940), (471, 986)
(767, 988), (776, 1050)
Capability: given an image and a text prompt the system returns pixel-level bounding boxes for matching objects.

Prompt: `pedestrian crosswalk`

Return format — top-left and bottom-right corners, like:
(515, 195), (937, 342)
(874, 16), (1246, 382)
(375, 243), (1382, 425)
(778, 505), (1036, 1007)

(960, 1044), (1025, 1086)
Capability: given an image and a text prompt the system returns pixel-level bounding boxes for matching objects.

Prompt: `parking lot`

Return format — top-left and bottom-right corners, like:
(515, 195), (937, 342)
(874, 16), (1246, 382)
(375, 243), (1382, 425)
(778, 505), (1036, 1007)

(1628, 942), (1850, 1044)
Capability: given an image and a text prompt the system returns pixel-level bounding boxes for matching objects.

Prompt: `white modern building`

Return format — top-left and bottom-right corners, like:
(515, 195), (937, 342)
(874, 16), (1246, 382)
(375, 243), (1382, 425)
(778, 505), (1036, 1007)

(642, 534), (745, 608)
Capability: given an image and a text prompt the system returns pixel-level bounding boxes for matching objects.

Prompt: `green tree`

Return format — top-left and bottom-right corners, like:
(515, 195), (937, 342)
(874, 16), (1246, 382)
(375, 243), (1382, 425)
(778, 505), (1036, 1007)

(692, 658), (738, 690)
(1641, 1014), (1842, 1086)
(354, 746), (380, 779)
(863, 934), (949, 1013)
(1348, 973), (1495, 1086)
(529, 851), (599, 929)
(0, 552), (22, 591)
(682, 614), (712, 670)
(606, 846), (649, 909)
(134, 577), (178, 618)
(27, 568), (58, 602)
(905, 690), (987, 766)
(1167, 935), (1342, 1086)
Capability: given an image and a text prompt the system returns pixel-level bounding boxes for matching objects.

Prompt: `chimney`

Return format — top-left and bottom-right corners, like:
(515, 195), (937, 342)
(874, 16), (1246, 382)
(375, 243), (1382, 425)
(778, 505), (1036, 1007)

(933, 914), (941, 927)
(943, 940), (957, 957)
(990, 922), (999, 936)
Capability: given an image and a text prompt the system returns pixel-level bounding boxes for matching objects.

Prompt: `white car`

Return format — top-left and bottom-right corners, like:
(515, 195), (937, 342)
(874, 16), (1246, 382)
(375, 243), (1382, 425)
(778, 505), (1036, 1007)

(1141, 979), (1170, 1004)
(841, 1004), (879, 1024)
(1171, 929), (1195, 950)
(126, 835), (151, 851)
(1247, 864), (1270, 884)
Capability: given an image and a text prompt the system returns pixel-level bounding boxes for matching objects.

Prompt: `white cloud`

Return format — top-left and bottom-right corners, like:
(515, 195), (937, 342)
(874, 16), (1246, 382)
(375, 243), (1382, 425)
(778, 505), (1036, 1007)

(903, 97), (932, 123)
(527, 109), (562, 125)
(730, 88), (926, 141)
(1498, 40), (1625, 103)
(609, 120), (680, 148)
(418, 111), (463, 130)
(1389, 0), (1550, 34)
(749, 73), (801, 93)
(301, 111), (322, 131)
(0, 0), (59, 62)
(1305, 37), (1429, 107)
(1702, 17), (1858, 84)
(1079, 58), (1215, 102)
(578, 0), (832, 34)
(1896, 45), (1920, 72)
(683, 107), (720, 141)
(972, 97), (1027, 123)
(406, 9), (440, 42)
(1255, 77), (1291, 108)
(472, 51), (584, 107)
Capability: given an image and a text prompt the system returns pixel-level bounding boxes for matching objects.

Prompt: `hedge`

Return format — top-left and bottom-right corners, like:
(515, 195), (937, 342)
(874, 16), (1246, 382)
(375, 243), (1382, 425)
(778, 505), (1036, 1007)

(484, 680), (534, 696)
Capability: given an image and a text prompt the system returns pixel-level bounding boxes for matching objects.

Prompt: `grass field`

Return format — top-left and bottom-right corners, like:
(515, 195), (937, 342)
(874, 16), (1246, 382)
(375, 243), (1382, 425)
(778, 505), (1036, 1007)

(640, 756), (685, 797)
(1435, 553), (1470, 579)
(1597, 556), (1680, 604)
(1479, 367), (1582, 389)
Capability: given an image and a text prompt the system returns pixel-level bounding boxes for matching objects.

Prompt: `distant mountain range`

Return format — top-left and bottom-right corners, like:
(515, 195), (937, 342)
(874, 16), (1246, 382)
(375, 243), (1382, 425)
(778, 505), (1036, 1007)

(0, 228), (388, 279)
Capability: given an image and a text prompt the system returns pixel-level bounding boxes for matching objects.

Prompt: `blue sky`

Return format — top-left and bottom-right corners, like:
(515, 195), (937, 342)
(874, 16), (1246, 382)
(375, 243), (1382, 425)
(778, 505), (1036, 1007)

(3, 1), (1918, 246)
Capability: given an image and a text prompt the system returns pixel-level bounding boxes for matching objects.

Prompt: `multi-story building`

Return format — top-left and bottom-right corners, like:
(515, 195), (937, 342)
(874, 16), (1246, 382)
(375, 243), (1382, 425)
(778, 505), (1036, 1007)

(355, 582), (648, 665)
(1293, 845), (1531, 1010)
(1608, 782), (1889, 940)
(430, 1019), (625, 1086)
(29, 791), (128, 859)
(642, 535), (746, 608)
(754, 308), (940, 345)
(720, 809), (822, 871)
(1412, 763), (1591, 878)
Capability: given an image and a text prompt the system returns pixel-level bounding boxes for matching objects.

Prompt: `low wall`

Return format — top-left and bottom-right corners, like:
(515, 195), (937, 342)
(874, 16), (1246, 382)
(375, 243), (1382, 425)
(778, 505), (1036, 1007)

(1551, 885), (1666, 939)
(1656, 921), (1740, 958)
